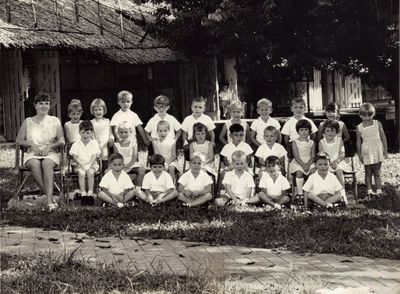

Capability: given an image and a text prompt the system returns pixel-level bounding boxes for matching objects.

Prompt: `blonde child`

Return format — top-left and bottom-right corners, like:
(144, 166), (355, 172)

(318, 121), (347, 204)
(289, 119), (316, 197)
(64, 99), (83, 144)
(137, 154), (179, 205)
(182, 96), (216, 146)
(152, 120), (180, 180)
(250, 98), (282, 147)
(303, 152), (343, 209)
(178, 152), (213, 207)
(215, 150), (257, 206)
(145, 95), (182, 141)
(317, 102), (350, 142)
(98, 153), (141, 208)
(90, 98), (114, 170)
(255, 126), (287, 173)
(219, 101), (249, 145)
(110, 90), (149, 145)
(189, 123), (216, 176)
(257, 156), (291, 209)
(356, 103), (388, 197)
(69, 121), (101, 205)
(113, 122), (146, 187)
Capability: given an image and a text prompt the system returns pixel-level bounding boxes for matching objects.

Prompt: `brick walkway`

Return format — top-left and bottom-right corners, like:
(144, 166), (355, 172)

(1, 225), (399, 293)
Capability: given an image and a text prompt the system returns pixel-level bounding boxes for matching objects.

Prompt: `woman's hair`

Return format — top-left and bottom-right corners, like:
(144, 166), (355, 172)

(229, 101), (243, 112)
(292, 97), (306, 107)
(68, 99), (83, 114)
(325, 102), (340, 113)
(315, 151), (330, 163)
(157, 120), (170, 130)
(109, 152), (124, 163)
(90, 98), (107, 115)
(34, 93), (52, 104)
(359, 102), (376, 116)
(117, 122), (131, 133)
(264, 126), (278, 136)
(295, 119), (312, 133)
(79, 120), (94, 132)
(191, 151), (205, 164)
(257, 98), (272, 108)
(231, 150), (246, 163)
(149, 154), (165, 166)
(322, 121), (340, 133)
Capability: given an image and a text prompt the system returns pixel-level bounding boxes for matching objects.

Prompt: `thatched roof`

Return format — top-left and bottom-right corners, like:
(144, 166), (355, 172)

(0, 0), (176, 64)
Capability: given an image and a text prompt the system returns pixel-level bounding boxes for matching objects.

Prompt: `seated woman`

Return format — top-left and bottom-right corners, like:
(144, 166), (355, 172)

(16, 93), (65, 210)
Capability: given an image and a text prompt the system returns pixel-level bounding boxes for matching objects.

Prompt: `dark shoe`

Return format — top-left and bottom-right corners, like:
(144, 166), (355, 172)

(74, 192), (82, 201)
(85, 196), (95, 206)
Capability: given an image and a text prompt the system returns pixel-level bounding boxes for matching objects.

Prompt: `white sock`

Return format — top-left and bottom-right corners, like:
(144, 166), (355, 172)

(341, 189), (348, 204)
(367, 189), (373, 195)
(296, 178), (304, 195)
(376, 189), (382, 194)
(81, 191), (87, 197)
(88, 191), (93, 196)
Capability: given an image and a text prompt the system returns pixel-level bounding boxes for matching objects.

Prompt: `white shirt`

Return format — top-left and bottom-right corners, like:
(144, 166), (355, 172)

(178, 170), (213, 191)
(99, 170), (134, 195)
(303, 172), (342, 195)
(181, 114), (216, 140)
(255, 143), (287, 161)
(69, 139), (100, 169)
(91, 118), (112, 159)
(145, 113), (181, 140)
(220, 142), (253, 164)
(222, 170), (255, 199)
(259, 172), (290, 197)
(64, 121), (82, 143)
(153, 138), (175, 163)
(142, 171), (175, 192)
(250, 117), (281, 144)
(110, 109), (143, 142)
(281, 116), (318, 142)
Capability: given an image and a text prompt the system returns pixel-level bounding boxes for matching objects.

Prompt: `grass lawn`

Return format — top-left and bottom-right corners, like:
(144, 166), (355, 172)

(1, 145), (400, 260)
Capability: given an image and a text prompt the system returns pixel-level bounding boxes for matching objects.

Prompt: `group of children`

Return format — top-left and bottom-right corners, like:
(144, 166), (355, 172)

(64, 90), (388, 209)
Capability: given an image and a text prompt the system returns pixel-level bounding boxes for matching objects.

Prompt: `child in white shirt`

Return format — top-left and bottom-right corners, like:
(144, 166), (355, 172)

(64, 99), (83, 144)
(257, 156), (291, 209)
(219, 101), (249, 145)
(303, 152), (343, 209)
(178, 153), (213, 207)
(137, 154), (178, 205)
(69, 121), (101, 204)
(250, 98), (282, 146)
(182, 96), (216, 146)
(215, 150), (257, 206)
(98, 153), (140, 207)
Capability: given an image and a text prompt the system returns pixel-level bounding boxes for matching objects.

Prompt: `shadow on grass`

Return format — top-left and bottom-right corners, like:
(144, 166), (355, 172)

(2, 205), (399, 260)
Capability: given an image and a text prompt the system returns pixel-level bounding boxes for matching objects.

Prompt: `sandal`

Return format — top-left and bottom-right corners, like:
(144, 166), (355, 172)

(47, 203), (59, 211)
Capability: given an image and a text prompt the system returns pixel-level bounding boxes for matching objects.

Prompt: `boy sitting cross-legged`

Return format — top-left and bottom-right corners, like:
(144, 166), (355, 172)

(178, 152), (213, 207)
(136, 154), (178, 205)
(98, 153), (141, 208)
(215, 150), (258, 206)
(257, 156), (291, 210)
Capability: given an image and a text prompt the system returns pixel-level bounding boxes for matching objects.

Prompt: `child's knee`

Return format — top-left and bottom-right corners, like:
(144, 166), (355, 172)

(77, 170), (86, 177)
(295, 171), (303, 178)
(214, 197), (227, 207)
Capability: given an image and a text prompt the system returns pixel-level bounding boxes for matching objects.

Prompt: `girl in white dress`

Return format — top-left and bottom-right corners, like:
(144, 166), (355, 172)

(90, 98), (114, 170)
(64, 99), (83, 144)
(113, 122), (145, 186)
(356, 103), (388, 197)
(219, 101), (249, 145)
(289, 119), (316, 196)
(152, 120), (180, 181)
(189, 122), (216, 176)
(317, 102), (350, 142)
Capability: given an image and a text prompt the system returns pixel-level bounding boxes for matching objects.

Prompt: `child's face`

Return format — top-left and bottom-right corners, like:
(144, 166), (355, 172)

(69, 111), (82, 123)
(360, 111), (373, 122)
(232, 157), (246, 171)
(194, 130), (206, 143)
(323, 127), (337, 140)
(191, 102), (206, 115)
(80, 129), (92, 141)
(316, 159), (330, 173)
(118, 97), (132, 111)
(110, 158), (124, 173)
(154, 103), (169, 115)
(190, 157), (202, 173)
(291, 102), (305, 117)
(298, 127), (310, 138)
(267, 163), (280, 178)
(326, 110), (338, 121)
(230, 131), (245, 144)
(264, 130), (277, 144)
(230, 107), (243, 120)
(257, 105), (272, 119)
(157, 125), (170, 138)
(93, 106), (104, 119)
(118, 128), (130, 140)
(151, 164), (165, 177)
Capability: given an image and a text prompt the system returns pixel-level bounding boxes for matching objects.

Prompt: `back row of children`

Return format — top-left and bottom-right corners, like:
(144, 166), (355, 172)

(65, 90), (387, 209)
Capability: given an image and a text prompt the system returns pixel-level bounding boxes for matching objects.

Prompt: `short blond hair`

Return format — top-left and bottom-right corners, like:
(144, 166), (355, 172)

(157, 120), (170, 130)
(229, 101), (244, 112)
(117, 122), (131, 133)
(231, 150), (246, 163)
(117, 90), (133, 101)
(90, 98), (107, 115)
(257, 98), (272, 108)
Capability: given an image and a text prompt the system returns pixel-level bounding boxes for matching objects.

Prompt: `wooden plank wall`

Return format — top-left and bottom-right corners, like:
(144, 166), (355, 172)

(0, 50), (24, 141)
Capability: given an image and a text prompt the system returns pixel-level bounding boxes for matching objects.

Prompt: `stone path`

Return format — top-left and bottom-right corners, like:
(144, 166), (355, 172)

(1, 225), (399, 293)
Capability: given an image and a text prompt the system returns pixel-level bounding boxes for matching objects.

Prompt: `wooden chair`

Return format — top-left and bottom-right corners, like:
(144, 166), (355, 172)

(14, 143), (64, 201)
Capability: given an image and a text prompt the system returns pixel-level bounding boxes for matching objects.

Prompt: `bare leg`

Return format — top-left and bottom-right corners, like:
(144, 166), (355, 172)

(86, 169), (95, 194)
(42, 159), (56, 204)
(325, 194), (342, 204)
(98, 191), (118, 207)
(336, 169), (345, 188)
(168, 166), (176, 184)
(136, 189), (151, 203)
(257, 192), (276, 207)
(157, 189), (178, 204)
(188, 193), (213, 207)
(306, 192), (328, 207)
(25, 159), (45, 191)
(77, 170), (86, 194)
(372, 162), (382, 191)
(295, 171), (305, 195)
(364, 165), (373, 191)
(214, 196), (230, 207)
(246, 195), (260, 204)
(135, 167), (146, 187)
(122, 189), (137, 203)
(178, 192), (190, 203)
(277, 196), (290, 205)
